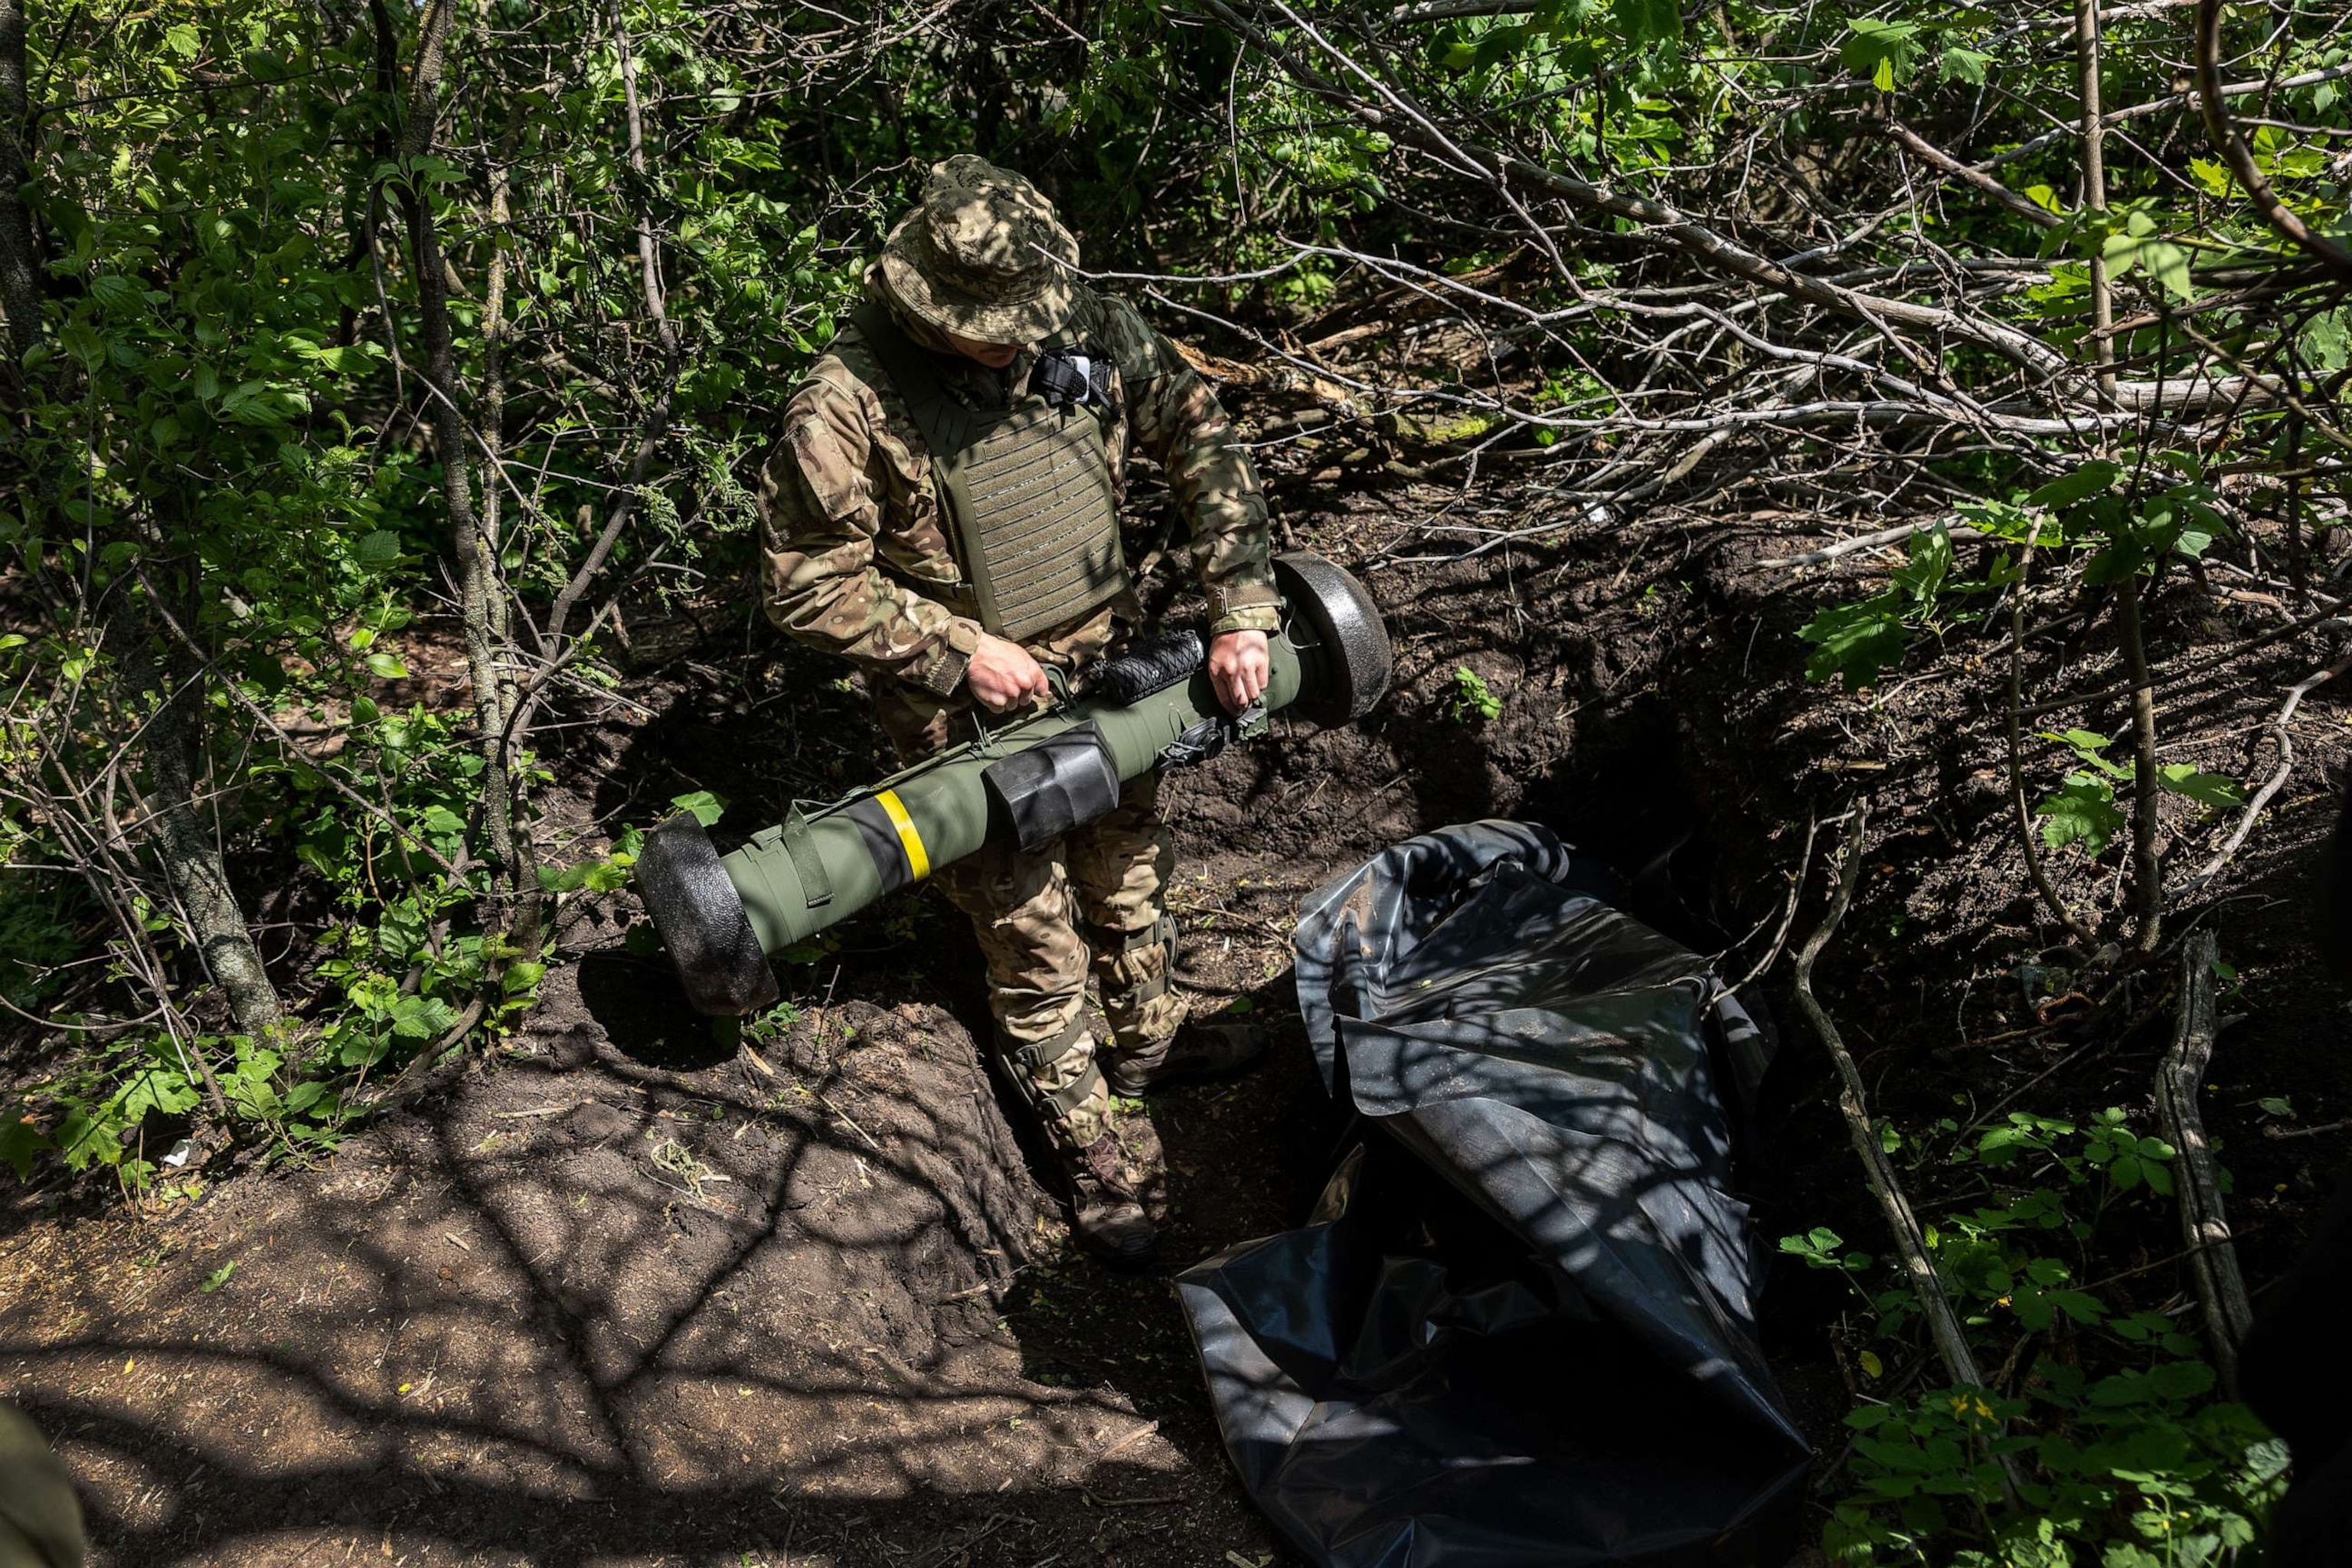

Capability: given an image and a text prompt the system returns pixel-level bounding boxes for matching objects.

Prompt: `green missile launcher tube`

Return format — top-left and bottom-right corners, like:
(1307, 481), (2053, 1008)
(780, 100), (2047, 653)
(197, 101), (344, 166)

(636, 553), (1392, 1016)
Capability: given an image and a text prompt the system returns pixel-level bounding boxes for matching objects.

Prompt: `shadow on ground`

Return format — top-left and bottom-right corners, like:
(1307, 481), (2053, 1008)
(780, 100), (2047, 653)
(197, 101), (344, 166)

(0, 955), (1291, 1567)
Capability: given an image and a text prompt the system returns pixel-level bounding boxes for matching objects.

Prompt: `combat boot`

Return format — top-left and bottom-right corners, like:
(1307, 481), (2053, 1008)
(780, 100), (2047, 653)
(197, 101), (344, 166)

(1061, 1131), (1157, 1263)
(1102, 1018), (1269, 1097)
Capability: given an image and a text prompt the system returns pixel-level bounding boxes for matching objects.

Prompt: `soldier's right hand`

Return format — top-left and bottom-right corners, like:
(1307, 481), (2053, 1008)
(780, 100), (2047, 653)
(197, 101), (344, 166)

(966, 632), (1053, 712)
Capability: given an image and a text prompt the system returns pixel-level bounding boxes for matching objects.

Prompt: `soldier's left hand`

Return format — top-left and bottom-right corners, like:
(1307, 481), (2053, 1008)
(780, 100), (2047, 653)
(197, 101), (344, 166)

(1208, 629), (1270, 714)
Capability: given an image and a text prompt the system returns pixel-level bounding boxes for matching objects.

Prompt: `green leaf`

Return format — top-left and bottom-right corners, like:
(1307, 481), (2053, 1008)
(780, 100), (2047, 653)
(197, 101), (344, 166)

(1798, 592), (1906, 691)
(2098, 214), (2195, 299)
(1891, 524), (1952, 604)
(536, 862), (595, 894)
(199, 1261), (237, 1293)
(671, 789), (726, 827)
(364, 652), (410, 681)
(2145, 1360), (2217, 1400)
(1939, 46), (1992, 84)
(2303, 309), (2351, 374)
(0, 1117), (51, 1181)
(304, 344), (381, 375)
(1841, 18), (1922, 88)
(356, 531), (403, 571)
(2026, 461), (2122, 511)
(389, 995), (460, 1040)
(2083, 537), (2148, 585)
(2037, 776), (2125, 854)
(165, 22), (201, 57)
(1610, 0), (1681, 45)
(2156, 764), (2243, 809)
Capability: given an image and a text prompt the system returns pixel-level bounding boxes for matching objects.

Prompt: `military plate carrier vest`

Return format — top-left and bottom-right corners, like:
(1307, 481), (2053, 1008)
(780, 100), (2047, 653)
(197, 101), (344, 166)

(849, 302), (1128, 644)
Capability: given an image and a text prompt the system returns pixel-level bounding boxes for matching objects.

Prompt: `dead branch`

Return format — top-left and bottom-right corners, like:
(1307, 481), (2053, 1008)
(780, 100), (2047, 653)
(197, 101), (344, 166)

(2154, 928), (2254, 1396)
(1795, 803), (2020, 1496)
(2180, 657), (2352, 894)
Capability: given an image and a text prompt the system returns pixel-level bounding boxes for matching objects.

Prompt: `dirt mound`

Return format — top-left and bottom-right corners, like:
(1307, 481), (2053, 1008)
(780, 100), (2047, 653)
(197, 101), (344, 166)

(0, 968), (1285, 1565)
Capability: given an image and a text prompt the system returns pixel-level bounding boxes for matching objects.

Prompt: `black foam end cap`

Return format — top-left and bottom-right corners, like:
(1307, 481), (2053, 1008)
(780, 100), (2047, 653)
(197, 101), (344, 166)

(635, 815), (779, 1017)
(1274, 552), (1393, 727)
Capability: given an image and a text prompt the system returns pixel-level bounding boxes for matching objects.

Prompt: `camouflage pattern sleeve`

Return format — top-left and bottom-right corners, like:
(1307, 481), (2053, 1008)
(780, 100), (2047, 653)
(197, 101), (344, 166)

(758, 364), (978, 697)
(1100, 298), (1281, 635)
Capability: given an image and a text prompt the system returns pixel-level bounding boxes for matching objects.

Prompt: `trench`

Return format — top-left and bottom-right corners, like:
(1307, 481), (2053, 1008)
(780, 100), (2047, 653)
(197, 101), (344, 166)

(0, 525), (2009, 1564)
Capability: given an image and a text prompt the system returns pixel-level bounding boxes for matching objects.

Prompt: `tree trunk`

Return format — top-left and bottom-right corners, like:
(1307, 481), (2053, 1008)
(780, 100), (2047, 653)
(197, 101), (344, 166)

(116, 595), (285, 1038)
(0, 0), (44, 389)
(382, 0), (537, 946)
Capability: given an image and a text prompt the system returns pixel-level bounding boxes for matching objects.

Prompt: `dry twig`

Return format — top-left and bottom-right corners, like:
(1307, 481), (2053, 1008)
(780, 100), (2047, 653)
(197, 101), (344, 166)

(2154, 928), (2254, 1397)
(1794, 802), (2022, 1497)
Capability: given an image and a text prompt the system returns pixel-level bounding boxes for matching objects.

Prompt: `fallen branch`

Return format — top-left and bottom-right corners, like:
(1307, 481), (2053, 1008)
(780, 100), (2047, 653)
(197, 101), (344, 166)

(1794, 802), (2022, 1497)
(2264, 1116), (2352, 1142)
(2153, 927), (2254, 1397)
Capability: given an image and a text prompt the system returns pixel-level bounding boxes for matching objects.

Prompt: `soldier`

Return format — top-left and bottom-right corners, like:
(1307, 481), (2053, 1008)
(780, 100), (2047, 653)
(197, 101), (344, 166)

(0, 1405), (83, 1568)
(758, 156), (1279, 1261)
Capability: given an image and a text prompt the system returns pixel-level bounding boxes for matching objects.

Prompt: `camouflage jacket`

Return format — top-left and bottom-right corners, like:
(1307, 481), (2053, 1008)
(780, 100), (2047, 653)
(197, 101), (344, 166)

(758, 280), (1280, 727)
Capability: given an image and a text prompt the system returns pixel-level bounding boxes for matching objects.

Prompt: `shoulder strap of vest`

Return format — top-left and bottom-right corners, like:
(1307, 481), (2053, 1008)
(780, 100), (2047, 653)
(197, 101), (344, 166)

(848, 300), (974, 459)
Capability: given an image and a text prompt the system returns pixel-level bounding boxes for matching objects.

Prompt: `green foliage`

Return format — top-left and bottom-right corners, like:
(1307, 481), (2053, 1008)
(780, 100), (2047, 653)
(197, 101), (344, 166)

(1841, 18), (1925, 91)
(1782, 1224), (1876, 1277)
(0, 875), (85, 1011)
(1829, 1371), (2281, 1566)
(1449, 666), (1504, 722)
(2030, 730), (2243, 858)
(1793, 1105), (2278, 1564)
(2034, 730), (2132, 854)
(1798, 524), (1990, 691)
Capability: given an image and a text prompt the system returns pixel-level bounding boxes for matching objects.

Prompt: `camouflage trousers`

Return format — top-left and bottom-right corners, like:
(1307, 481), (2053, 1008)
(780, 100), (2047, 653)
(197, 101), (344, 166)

(934, 769), (1184, 1149)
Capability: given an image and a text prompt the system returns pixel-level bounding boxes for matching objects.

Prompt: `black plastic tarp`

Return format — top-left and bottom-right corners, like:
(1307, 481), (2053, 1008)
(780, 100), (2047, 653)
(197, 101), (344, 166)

(1177, 821), (1808, 1567)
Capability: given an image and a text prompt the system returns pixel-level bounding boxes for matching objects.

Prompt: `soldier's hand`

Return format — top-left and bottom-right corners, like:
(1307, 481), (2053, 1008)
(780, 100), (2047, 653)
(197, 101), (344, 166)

(1208, 629), (1270, 715)
(966, 632), (1053, 712)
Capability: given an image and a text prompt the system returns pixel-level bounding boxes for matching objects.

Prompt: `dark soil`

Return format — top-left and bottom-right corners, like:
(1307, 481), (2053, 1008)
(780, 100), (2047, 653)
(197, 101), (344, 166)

(5, 449), (2346, 1564)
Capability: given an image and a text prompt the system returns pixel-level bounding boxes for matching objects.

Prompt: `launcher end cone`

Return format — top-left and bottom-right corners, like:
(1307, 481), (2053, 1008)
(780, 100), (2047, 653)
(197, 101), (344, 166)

(636, 815), (778, 1016)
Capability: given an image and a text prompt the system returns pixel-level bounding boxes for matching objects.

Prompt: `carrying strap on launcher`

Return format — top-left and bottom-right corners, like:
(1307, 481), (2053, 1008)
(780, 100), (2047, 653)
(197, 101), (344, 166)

(782, 806), (832, 909)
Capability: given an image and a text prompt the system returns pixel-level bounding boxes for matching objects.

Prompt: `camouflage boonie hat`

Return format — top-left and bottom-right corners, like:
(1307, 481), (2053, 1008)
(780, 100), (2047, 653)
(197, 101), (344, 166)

(879, 156), (1080, 346)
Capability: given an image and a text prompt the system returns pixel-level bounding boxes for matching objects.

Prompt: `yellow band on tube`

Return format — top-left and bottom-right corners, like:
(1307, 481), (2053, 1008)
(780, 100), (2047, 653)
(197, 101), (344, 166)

(874, 789), (930, 880)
